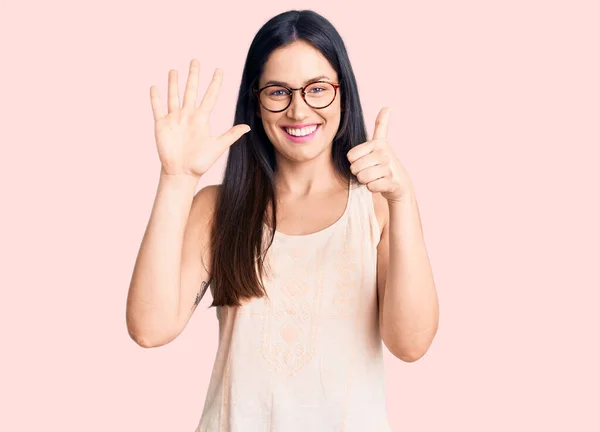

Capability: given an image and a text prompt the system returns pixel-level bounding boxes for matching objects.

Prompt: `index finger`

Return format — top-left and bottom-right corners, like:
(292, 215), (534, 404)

(197, 68), (223, 115)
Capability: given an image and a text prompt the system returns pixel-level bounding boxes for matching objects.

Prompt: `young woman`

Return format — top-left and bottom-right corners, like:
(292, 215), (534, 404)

(126, 9), (438, 432)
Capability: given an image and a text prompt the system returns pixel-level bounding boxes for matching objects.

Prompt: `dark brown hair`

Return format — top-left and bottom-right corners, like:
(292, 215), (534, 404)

(207, 9), (368, 307)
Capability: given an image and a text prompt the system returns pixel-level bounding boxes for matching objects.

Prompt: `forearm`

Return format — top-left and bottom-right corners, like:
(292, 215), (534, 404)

(126, 171), (199, 346)
(382, 193), (439, 361)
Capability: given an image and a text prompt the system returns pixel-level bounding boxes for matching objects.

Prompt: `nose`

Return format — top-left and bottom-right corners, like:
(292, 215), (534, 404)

(286, 89), (312, 119)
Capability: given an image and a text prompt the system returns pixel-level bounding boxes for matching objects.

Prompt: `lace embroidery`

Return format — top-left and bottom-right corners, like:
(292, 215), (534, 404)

(256, 245), (327, 376)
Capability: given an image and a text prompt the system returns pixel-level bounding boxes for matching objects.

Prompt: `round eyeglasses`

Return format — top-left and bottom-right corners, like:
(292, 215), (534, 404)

(253, 81), (341, 113)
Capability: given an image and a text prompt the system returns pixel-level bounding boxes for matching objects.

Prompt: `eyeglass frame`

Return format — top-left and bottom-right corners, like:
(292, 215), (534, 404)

(253, 80), (342, 113)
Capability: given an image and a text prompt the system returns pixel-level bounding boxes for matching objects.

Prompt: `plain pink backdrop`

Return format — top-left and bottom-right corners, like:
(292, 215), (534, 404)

(1, 0), (599, 431)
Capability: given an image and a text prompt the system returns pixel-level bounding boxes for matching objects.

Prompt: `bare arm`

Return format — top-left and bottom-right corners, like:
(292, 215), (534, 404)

(127, 59), (249, 347)
(125, 172), (216, 348)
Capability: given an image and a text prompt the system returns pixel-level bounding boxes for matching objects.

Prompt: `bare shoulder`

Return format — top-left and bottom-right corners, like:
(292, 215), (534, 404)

(195, 183), (220, 202)
(371, 190), (389, 238)
(190, 183), (221, 216)
(186, 183), (221, 244)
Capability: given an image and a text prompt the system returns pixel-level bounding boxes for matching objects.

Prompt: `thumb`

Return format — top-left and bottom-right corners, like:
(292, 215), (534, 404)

(217, 124), (251, 148)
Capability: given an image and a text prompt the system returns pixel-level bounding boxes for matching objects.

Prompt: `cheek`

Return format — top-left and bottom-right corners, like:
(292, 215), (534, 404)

(324, 109), (342, 130)
(261, 116), (283, 142)
(325, 100), (342, 122)
(261, 109), (279, 125)
(265, 119), (280, 135)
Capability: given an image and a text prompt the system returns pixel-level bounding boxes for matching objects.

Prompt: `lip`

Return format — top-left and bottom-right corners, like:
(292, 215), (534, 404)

(281, 124), (321, 143)
(280, 122), (321, 128)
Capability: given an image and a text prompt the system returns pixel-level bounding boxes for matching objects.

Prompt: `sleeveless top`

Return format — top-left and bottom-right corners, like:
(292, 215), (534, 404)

(196, 182), (392, 432)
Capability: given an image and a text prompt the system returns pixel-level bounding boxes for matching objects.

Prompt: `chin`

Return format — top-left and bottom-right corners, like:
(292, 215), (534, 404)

(287, 142), (333, 162)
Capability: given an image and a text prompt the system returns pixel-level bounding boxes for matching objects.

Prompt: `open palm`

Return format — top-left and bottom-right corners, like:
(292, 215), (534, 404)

(150, 59), (251, 178)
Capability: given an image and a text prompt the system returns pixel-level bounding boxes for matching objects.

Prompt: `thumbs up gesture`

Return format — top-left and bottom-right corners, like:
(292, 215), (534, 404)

(346, 107), (414, 202)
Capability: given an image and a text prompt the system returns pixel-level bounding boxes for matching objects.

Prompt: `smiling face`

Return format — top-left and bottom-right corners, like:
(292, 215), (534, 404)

(257, 40), (342, 163)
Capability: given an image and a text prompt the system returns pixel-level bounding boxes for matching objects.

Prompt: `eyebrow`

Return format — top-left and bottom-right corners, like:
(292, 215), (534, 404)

(263, 75), (332, 87)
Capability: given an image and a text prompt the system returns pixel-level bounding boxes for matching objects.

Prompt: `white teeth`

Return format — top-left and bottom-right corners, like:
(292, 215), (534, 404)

(284, 125), (318, 136)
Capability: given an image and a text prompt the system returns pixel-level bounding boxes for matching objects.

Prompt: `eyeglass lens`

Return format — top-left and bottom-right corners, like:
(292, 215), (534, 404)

(260, 82), (336, 111)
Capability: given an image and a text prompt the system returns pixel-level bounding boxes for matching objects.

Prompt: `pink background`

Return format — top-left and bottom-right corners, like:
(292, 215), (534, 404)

(1, 0), (599, 430)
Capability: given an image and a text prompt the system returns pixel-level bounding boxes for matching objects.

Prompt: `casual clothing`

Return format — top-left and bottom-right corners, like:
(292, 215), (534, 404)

(196, 182), (392, 431)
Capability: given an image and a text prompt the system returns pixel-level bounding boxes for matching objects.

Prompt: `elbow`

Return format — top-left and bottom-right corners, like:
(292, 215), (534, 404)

(395, 349), (426, 363)
(385, 340), (426, 362)
(131, 334), (157, 349)
(381, 329), (435, 363)
(127, 323), (174, 348)
(127, 327), (156, 348)
(126, 311), (178, 348)
(129, 331), (174, 348)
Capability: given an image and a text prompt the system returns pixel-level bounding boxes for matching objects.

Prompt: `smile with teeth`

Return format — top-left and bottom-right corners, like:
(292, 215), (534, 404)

(283, 125), (319, 136)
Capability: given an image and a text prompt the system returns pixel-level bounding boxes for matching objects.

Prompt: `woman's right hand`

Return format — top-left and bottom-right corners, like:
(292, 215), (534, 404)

(150, 59), (251, 179)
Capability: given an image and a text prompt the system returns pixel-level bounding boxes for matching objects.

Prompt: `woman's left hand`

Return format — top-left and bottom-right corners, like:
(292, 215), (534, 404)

(346, 107), (414, 203)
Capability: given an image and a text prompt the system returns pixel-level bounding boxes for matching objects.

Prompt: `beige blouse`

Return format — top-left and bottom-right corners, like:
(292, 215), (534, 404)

(196, 182), (392, 431)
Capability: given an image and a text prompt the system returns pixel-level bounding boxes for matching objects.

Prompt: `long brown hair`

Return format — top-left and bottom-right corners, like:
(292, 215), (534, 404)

(207, 9), (368, 307)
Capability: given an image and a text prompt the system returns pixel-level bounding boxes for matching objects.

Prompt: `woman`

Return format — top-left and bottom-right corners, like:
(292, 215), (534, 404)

(126, 9), (439, 432)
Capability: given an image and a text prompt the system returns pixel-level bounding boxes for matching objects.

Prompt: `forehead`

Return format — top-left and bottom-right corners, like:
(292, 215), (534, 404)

(259, 40), (338, 87)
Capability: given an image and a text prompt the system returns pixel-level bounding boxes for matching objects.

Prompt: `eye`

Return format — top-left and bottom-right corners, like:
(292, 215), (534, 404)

(268, 89), (288, 96)
(308, 86), (326, 93)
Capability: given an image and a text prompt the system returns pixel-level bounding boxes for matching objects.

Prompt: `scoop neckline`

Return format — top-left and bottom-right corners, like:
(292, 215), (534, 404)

(263, 181), (353, 240)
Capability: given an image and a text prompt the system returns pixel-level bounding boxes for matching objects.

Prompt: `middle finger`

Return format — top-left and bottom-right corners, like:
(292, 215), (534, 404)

(182, 59), (200, 110)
